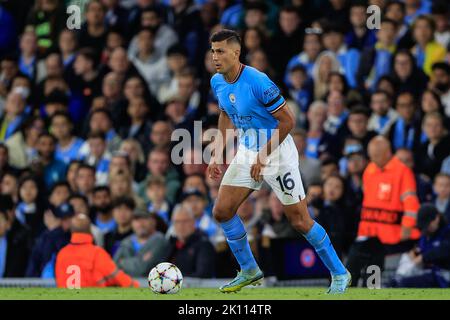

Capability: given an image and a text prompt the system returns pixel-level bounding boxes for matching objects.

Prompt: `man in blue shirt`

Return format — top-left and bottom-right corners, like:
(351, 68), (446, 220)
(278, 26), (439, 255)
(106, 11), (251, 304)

(32, 133), (67, 191)
(207, 30), (350, 294)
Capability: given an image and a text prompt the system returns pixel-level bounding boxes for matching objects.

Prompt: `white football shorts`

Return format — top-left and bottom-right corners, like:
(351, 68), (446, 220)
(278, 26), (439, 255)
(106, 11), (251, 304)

(220, 134), (306, 205)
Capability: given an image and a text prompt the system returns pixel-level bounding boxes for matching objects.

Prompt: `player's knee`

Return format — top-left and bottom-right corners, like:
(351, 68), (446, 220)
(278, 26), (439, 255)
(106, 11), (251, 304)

(212, 205), (233, 223)
(289, 214), (313, 234)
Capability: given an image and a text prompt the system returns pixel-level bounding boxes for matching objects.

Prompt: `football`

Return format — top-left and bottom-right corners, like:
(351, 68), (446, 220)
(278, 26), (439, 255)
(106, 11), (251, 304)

(148, 262), (183, 294)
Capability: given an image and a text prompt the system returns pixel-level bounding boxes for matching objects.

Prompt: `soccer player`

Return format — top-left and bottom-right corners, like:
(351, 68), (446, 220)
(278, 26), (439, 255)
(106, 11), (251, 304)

(207, 30), (351, 294)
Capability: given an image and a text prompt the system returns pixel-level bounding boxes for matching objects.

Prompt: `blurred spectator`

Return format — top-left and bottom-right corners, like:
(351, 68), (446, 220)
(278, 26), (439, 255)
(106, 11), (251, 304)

(411, 15), (446, 76)
(104, 196), (135, 256)
(393, 204), (450, 288)
(114, 209), (168, 277)
(429, 62), (450, 116)
(416, 112), (450, 180)
(368, 90), (398, 135)
(5, 116), (45, 169)
(56, 213), (139, 288)
(82, 131), (112, 185)
(146, 175), (171, 225)
(356, 18), (397, 92)
(433, 173), (450, 222)
(31, 132), (67, 190)
(313, 174), (349, 257)
(396, 148), (434, 203)
(119, 97), (152, 153)
(0, 194), (30, 278)
(58, 29), (78, 70)
(390, 49), (429, 98)
(74, 164), (96, 200)
(165, 203), (215, 278)
(172, 188), (218, 240)
(0, 91), (28, 141)
(269, 6), (303, 77)
(90, 186), (114, 233)
(51, 112), (84, 165)
(128, 6), (178, 57)
(345, 2), (376, 51)
(49, 181), (71, 207)
(138, 147), (181, 203)
(129, 27), (170, 96)
(386, 91), (422, 152)
(78, 0), (108, 57)
(26, 0), (67, 54)
(285, 30), (322, 82)
(25, 203), (74, 278)
(292, 128), (321, 188)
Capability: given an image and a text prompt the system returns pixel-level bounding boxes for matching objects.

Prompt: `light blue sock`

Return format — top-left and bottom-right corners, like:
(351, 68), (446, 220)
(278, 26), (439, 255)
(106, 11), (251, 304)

(303, 222), (346, 276)
(221, 214), (258, 272)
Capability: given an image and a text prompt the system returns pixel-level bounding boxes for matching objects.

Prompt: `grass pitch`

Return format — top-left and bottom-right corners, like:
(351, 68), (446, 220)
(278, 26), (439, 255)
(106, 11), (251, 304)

(0, 287), (449, 300)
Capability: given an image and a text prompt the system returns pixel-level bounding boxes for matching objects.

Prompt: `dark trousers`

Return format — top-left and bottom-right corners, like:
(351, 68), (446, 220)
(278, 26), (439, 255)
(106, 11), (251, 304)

(346, 237), (386, 287)
(346, 237), (417, 287)
(393, 272), (448, 288)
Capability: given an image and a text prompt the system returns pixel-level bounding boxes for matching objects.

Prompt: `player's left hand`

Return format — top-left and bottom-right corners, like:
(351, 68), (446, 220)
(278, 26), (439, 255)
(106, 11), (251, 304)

(250, 154), (266, 182)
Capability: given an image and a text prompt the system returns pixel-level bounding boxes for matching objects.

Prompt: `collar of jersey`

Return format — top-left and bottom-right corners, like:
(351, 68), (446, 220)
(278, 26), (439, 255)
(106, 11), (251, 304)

(71, 233), (94, 244)
(224, 63), (245, 84)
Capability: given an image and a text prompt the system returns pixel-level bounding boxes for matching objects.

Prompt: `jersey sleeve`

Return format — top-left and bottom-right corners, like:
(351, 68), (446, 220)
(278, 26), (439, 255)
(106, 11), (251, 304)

(253, 72), (286, 114)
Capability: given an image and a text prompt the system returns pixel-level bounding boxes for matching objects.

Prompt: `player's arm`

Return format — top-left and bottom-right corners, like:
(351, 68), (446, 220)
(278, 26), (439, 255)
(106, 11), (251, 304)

(208, 110), (234, 180)
(250, 103), (295, 181)
(260, 103), (295, 161)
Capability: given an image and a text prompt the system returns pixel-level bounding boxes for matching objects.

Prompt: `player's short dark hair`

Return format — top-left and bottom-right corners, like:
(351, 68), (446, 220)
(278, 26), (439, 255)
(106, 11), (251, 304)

(111, 196), (136, 211)
(210, 29), (241, 46)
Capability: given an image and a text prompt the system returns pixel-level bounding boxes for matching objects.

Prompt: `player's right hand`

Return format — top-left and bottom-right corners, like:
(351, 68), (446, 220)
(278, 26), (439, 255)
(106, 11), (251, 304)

(207, 161), (222, 180)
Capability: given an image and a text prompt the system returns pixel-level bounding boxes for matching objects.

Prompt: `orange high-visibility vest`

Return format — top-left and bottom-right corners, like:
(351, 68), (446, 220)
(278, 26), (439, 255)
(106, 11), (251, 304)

(357, 156), (421, 245)
(55, 233), (139, 288)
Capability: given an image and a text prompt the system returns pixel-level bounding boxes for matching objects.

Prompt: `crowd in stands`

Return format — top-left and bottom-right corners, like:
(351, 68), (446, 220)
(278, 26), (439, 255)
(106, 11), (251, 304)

(0, 0), (449, 286)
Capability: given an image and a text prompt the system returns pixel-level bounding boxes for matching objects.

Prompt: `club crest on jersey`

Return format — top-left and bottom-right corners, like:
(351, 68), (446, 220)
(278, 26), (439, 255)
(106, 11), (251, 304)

(229, 93), (236, 104)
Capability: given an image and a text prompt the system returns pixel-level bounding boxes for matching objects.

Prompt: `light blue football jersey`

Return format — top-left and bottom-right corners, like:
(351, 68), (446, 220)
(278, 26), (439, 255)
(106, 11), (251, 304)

(210, 64), (287, 151)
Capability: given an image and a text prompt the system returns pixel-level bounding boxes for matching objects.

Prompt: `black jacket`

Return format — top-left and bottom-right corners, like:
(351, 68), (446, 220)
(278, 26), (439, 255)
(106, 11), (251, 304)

(421, 223), (450, 270)
(166, 230), (215, 278)
(3, 219), (31, 277)
(416, 135), (450, 180)
(103, 227), (133, 257)
(25, 227), (70, 277)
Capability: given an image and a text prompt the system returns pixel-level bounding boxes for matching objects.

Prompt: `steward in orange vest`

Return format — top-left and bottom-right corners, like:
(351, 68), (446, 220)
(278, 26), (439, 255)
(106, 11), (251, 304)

(55, 214), (139, 288)
(357, 137), (421, 245)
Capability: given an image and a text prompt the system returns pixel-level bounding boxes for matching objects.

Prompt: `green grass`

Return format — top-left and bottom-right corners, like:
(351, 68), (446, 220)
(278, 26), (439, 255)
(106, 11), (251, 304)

(0, 287), (449, 300)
